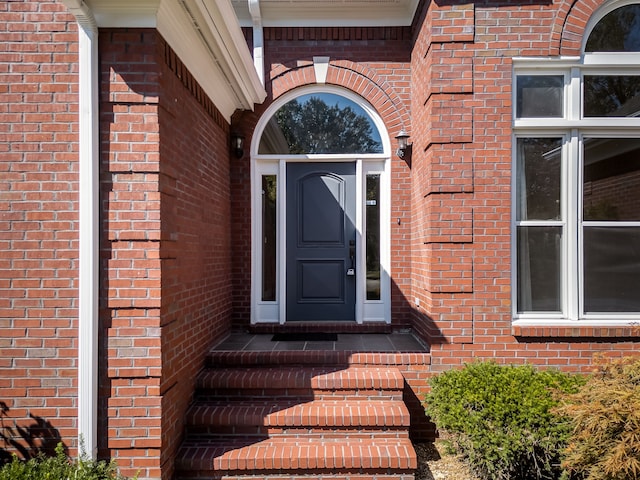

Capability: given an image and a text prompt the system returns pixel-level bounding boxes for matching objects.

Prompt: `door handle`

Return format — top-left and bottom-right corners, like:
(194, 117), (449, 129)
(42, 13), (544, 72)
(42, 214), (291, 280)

(347, 240), (356, 276)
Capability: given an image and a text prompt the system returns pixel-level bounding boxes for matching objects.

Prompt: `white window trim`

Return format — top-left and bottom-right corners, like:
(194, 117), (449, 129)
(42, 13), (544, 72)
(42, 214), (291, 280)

(249, 85), (392, 324)
(512, 56), (640, 327)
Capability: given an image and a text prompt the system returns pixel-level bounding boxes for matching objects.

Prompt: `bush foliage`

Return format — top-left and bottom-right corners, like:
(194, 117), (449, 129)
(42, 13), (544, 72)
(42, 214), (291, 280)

(0, 443), (135, 480)
(425, 361), (585, 480)
(557, 354), (640, 480)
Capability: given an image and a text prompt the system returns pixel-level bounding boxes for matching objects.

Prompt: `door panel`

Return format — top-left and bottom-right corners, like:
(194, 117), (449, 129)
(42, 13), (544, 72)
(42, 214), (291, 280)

(286, 162), (356, 321)
(298, 260), (344, 301)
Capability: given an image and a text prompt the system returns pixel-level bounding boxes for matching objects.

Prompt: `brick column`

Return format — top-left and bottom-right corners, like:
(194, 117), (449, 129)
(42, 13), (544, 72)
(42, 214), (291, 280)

(99, 29), (163, 479)
(411, 2), (475, 350)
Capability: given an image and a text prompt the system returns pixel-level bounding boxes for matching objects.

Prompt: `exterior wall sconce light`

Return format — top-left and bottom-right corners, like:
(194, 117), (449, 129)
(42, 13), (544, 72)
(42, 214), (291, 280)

(231, 133), (245, 158)
(395, 129), (410, 158)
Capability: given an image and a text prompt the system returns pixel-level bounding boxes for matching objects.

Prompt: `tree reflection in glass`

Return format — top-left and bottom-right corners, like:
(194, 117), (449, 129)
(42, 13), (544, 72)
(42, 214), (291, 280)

(586, 5), (640, 52)
(259, 93), (383, 155)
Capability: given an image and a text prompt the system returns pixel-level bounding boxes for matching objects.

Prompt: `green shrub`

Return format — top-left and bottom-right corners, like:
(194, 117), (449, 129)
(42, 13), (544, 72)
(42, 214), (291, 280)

(0, 443), (136, 480)
(425, 361), (585, 480)
(557, 355), (640, 480)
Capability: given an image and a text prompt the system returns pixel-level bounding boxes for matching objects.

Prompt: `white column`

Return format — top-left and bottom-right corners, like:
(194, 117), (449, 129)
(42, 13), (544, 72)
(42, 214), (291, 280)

(62, 0), (99, 459)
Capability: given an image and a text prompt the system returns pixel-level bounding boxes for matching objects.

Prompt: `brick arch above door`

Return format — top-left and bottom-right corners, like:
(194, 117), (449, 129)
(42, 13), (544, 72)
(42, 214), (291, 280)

(269, 59), (410, 139)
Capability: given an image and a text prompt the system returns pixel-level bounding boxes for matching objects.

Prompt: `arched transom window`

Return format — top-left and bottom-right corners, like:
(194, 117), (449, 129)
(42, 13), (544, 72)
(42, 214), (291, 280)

(258, 93), (384, 155)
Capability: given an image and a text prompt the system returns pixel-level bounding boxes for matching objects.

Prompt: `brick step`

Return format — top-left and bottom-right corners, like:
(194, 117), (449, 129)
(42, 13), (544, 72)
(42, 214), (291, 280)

(196, 366), (405, 396)
(207, 348), (431, 368)
(175, 437), (416, 477)
(185, 398), (410, 437)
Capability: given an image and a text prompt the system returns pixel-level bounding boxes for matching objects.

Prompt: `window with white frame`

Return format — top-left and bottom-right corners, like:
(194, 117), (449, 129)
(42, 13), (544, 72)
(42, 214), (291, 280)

(513, 3), (640, 321)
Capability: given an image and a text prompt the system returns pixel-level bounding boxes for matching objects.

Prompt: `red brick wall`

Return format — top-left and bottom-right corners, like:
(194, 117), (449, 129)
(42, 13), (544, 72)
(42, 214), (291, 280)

(0, 0), (80, 460)
(410, 0), (639, 378)
(157, 40), (233, 480)
(232, 27), (414, 327)
(100, 30), (233, 479)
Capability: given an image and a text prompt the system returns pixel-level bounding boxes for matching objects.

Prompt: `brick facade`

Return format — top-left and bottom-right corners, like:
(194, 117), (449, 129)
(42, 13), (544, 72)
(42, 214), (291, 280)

(0, 0), (80, 461)
(2, 0), (640, 478)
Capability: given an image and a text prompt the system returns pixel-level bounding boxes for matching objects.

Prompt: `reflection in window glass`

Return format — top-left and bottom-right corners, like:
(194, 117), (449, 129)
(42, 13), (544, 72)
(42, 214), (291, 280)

(517, 227), (562, 313)
(516, 76), (564, 118)
(262, 175), (277, 301)
(366, 175), (381, 300)
(584, 227), (640, 312)
(258, 93), (383, 155)
(584, 76), (640, 117)
(583, 138), (640, 221)
(516, 138), (562, 221)
(586, 5), (640, 52)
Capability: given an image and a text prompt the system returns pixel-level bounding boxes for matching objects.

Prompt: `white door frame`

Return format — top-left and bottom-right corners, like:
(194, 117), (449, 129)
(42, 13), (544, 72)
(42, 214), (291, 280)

(249, 85), (392, 324)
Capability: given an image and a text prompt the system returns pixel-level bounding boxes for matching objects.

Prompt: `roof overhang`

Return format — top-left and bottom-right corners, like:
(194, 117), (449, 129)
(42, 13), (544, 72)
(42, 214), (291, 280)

(232, 0), (419, 27)
(77, 0), (266, 120)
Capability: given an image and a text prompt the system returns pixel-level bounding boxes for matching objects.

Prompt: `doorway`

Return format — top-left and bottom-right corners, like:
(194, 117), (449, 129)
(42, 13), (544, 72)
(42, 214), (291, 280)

(250, 86), (391, 325)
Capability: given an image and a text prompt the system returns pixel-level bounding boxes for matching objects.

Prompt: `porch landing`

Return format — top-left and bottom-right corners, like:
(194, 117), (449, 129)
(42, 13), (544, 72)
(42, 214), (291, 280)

(211, 331), (429, 354)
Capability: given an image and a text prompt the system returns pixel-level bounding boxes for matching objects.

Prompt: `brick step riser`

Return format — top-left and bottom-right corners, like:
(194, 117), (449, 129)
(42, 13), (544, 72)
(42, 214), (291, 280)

(246, 322), (400, 334)
(195, 390), (404, 401)
(196, 368), (406, 392)
(206, 354), (428, 368)
(185, 402), (410, 431)
(185, 426), (410, 438)
(182, 469), (415, 478)
(176, 472), (415, 480)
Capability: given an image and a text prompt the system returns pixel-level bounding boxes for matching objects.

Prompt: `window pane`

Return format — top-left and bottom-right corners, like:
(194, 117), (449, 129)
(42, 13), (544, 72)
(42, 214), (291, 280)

(516, 75), (564, 118)
(517, 227), (562, 313)
(262, 175), (277, 301)
(585, 5), (640, 52)
(584, 76), (640, 117)
(516, 138), (562, 221)
(258, 93), (383, 154)
(584, 227), (640, 313)
(583, 138), (640, 221)
(366, 174), (381, 300)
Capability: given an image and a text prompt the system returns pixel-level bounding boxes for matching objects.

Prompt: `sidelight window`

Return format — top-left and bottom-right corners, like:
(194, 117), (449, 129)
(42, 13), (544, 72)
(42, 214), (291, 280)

(366, 174), (381, 300)
(261, 175), (277, 301)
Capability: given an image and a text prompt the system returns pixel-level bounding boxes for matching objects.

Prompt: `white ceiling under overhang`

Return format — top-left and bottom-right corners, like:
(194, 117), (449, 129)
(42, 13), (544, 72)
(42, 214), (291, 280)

(232, 0), (419, 27)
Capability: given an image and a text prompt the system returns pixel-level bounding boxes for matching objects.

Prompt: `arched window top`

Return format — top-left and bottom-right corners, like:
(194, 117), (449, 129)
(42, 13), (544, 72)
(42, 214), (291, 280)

(258, 92), (383, 155)
(586, 4), (640, 52)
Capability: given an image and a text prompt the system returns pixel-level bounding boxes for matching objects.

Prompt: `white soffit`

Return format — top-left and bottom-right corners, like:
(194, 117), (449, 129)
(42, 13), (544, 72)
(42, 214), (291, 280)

(84, 0), (266, 120)
(82, 0), (160, 27)
(231, 0), (419, 26)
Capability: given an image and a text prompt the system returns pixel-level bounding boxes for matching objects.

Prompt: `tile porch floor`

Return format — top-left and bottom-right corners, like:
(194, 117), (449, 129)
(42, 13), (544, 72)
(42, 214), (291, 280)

(211, 331), (430, 353)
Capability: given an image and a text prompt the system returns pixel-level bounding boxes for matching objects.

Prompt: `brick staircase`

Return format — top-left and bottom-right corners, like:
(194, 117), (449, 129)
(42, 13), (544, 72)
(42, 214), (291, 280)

(175, 348), (419, 479)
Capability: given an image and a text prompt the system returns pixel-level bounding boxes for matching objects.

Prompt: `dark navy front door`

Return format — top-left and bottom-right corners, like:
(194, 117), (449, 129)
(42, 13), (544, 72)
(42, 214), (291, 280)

(286, 162), (356, 321)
